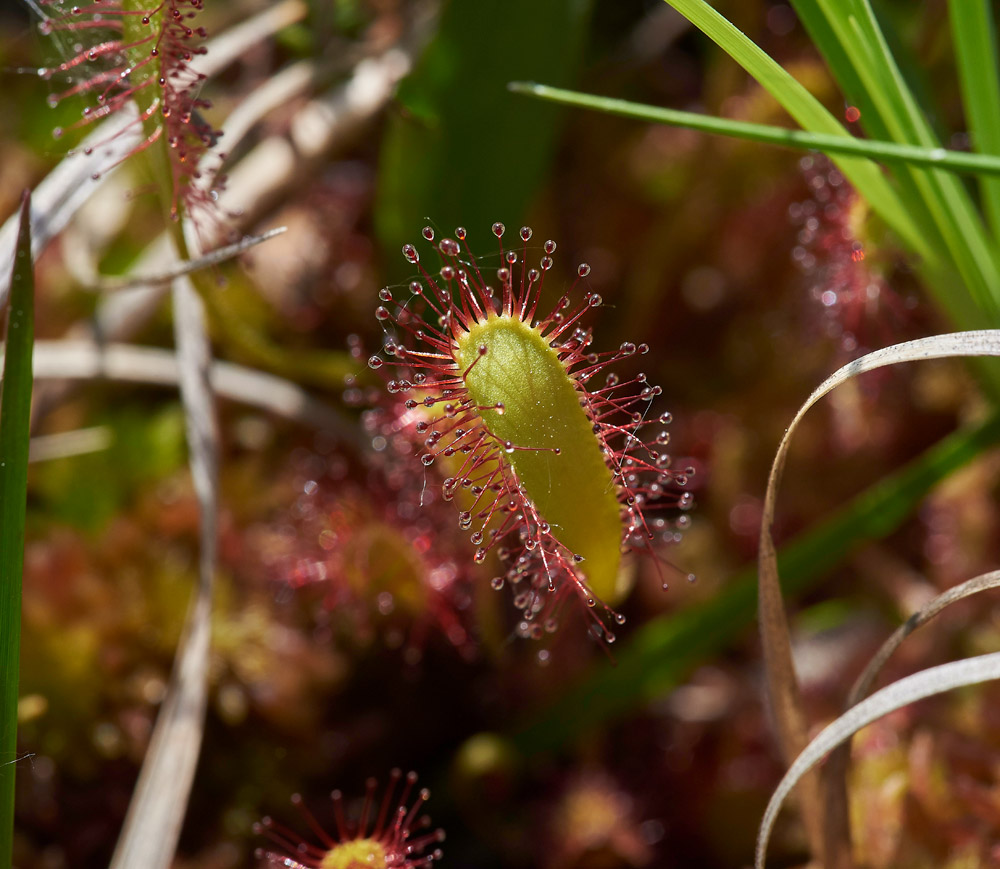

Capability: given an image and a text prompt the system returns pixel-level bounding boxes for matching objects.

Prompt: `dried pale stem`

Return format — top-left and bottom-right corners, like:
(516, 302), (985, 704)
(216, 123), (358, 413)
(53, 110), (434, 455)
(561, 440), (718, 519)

(23, 340), (356, 437)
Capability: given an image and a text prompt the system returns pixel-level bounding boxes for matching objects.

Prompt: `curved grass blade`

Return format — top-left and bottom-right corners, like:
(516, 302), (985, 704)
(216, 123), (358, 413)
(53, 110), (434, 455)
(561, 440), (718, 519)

(755, 649), (1000, 869)
(0, 192), (34, 869)
(851, 569), (1000, 707)
(823, 569), (1000, 853)
(759, 330), (1000, 868)
(508, 83), (1000, 178)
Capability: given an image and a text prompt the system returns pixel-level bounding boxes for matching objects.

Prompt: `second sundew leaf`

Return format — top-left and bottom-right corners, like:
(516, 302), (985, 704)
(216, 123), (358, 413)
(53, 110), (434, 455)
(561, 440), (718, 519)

(117, 0), (216, 225)
(36, 0), (217, 229)
(119, 0), (164, 122)
(455, 314), (623, 602)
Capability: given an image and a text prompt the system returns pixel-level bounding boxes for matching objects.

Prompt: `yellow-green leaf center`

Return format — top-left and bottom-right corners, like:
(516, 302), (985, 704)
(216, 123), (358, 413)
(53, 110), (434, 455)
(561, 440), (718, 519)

(455, 314), (622, 601)
(319, 837), (387, 869)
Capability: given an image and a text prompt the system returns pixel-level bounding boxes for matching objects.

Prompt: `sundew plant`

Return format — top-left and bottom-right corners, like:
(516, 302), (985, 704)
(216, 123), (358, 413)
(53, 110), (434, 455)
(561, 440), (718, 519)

(3, 1), (1000, 868)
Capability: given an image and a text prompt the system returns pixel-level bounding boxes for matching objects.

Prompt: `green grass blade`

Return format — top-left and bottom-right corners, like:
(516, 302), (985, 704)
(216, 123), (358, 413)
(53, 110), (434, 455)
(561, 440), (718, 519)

(949, 0), (1000, 240)
(663, 0), (1000, 341)
(660, 0), (932, 269)
(0, 192), (35, 868)
(511, 410), (1000, 753)
(797, 0), (1000, 321)
(509, 83), (1000, 177)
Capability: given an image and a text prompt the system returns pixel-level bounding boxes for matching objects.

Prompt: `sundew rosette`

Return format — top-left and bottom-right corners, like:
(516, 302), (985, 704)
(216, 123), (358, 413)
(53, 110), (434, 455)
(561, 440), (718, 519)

(369, 223), (694, 642)
(255, 770), (444, 869)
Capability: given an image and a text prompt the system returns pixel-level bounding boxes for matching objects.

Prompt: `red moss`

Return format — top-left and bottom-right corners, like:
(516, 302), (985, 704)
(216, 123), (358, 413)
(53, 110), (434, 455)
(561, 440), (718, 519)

(250, 417), (479, 663)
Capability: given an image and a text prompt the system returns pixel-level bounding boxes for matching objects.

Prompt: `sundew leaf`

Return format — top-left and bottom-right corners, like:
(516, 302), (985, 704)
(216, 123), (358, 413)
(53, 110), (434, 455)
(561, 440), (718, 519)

(660, 0), (1000, 359)
(375, 0), (594, 272)
(0, 0), (305, 308)
(510, 407), (1000, 753)
(755, 649), (1000, 869)
(758, 330), (1000, 867)
(0, 193), (34, 869)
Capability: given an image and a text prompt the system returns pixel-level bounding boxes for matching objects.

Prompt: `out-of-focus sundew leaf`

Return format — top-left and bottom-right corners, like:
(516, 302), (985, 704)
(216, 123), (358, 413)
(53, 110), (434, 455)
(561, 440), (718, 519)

(376, 0), (594, 270)
(511, 408), (1000, 754)
(0, 192), (34, 869)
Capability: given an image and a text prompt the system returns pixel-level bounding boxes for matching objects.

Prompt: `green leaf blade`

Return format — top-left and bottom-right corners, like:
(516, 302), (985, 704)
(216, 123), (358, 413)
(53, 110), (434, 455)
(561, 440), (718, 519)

(949, 0), (1000, 240)
(0, 192), (35, 869)
(509, 83), (1000, 178)
(790, 0), (1000, 321)
(376, 0), (593, 273)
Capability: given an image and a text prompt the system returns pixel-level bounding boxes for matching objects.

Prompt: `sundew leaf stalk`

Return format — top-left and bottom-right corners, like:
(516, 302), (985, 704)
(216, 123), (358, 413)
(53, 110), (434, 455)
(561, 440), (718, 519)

(369, 223), (694, 641)
(36, 0), (222, 228)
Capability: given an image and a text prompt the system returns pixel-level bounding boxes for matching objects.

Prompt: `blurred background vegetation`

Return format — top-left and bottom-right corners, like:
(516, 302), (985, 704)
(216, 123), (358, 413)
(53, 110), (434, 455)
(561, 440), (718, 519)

(2, 0), (1000, 866)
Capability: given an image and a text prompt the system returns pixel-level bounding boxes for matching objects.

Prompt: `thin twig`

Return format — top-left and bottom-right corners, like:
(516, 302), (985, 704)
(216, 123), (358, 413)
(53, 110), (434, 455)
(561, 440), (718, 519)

(90, 227), (287, 292)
